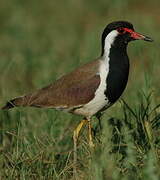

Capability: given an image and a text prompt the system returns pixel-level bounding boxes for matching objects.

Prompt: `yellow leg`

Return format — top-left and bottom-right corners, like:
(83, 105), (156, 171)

(74, 119), (88, 140)
(88, 119), (95, 148)
(73, 119), (88, 178)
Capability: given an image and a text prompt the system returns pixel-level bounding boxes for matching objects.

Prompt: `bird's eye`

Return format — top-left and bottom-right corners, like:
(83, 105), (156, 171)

(117, 28), (125, 34)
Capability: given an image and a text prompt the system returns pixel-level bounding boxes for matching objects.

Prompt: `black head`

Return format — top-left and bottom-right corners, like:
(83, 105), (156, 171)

(105, 21), (134, 33)
(101, 21), (153, 56)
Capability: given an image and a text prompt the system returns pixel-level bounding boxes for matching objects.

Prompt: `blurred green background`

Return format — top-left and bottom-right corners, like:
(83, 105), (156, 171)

(0, 0), (160, 179)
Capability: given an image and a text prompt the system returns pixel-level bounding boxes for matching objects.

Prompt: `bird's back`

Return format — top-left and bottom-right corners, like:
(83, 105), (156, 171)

(2, 59), (101, 110)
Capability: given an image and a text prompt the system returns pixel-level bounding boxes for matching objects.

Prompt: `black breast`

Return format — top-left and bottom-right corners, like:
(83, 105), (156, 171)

(105, 45), (129, 103)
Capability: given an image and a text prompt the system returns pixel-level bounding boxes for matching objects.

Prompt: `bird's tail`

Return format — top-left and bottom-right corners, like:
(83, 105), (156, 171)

(2, 96), (29, 110)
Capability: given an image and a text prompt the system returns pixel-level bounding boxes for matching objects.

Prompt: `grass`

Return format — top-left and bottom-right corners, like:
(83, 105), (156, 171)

(0, 0), (160, 179)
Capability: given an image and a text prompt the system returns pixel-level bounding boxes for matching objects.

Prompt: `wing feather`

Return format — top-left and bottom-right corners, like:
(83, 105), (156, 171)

(6, 59), (101, 109)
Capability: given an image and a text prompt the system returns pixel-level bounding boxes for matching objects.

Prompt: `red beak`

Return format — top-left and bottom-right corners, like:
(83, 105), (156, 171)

(123, 28), (153, 42)
(130, 31), (153, 42)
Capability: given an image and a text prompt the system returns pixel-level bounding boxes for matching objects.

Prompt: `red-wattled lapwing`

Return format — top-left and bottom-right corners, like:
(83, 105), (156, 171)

(2, 21), (153, 153)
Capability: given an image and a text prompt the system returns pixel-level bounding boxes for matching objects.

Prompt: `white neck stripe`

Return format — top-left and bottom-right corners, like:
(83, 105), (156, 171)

(103, 30), (118, 59)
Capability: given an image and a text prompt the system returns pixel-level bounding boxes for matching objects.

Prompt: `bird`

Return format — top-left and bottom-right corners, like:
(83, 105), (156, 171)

(2, 21), (153, 151)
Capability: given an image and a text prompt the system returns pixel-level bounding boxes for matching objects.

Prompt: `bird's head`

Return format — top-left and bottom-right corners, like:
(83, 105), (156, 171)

(101, 21), (153, 56)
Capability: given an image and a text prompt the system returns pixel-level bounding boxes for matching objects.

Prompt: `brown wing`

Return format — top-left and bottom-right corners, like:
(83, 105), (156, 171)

(11, 59), (101, 109)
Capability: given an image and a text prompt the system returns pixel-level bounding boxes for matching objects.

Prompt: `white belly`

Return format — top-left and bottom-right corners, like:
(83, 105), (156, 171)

(74, 95), (109, 117)
(75, 60), (109, 117)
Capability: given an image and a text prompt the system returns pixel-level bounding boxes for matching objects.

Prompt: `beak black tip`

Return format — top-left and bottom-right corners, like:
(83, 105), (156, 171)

(144, 36), (154, 42)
